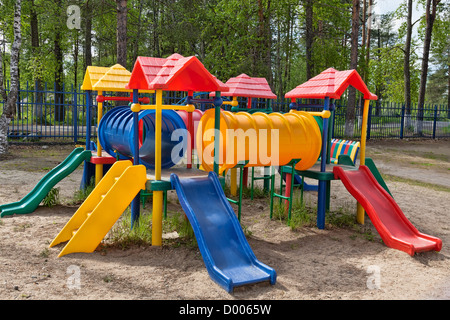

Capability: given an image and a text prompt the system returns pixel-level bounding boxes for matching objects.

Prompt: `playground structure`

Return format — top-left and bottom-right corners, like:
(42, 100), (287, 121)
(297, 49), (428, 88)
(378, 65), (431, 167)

(0, 54), (443, 292)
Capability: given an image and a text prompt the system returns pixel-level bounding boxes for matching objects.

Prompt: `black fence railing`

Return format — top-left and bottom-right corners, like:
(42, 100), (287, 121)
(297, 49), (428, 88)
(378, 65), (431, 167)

(1, 81), (449, 143)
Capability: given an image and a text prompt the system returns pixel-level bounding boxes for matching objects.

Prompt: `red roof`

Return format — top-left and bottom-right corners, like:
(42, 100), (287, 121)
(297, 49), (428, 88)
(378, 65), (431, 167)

(126, 53), (229, 92)
(211, 73), (277, 99)
(285, 68), (377, 100)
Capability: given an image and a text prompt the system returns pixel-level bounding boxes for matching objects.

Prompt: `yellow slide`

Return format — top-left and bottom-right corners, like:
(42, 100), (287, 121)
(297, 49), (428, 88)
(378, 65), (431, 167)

(50, 160), (147, 257)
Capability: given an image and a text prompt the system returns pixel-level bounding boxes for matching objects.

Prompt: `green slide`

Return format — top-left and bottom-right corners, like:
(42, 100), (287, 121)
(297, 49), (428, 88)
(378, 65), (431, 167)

(365, 157), (393, 197)
(0, 147), (92, 217)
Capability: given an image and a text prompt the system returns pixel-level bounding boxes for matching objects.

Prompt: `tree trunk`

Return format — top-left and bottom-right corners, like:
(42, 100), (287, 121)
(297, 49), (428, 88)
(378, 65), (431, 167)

(448, 62), (450, 119)
(417, 0), (441, 134)
(264, 0), (273, 87)
(117, 0), (128, 68)
(276, 21), (283, 99)
(364, 0), (373, 84)
(403, 0), (413, 128)
(0, 0), (22, 155)
(84, 0), (92, 70)
(283, 4), (291, 88)
(54, 14), (65, 123)
(73, 31), (79, 90)
(132, 0), (144, 63)
(344, 0), (360, 138)
(30, 0), (44, 123)
(305, 0), (314, 80)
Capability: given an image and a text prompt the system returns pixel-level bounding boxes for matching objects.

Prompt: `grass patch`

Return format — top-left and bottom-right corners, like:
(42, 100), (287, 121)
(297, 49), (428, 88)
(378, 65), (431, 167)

(106, 209), (197, 250)
(42, 187), (60, 207)
(382, 174), (450, 192)
(402, 150), (448, 162)
(241, 185), (268, 199)
(271, 197), (316, 229)
(327, 206), (358, 229)
(409, 161), (434, 167)
(14, 223), (33, 232)
(107, 208), (153, 249)
(163, 212), (197, 247)
(223, 182), (268, 200)
(271, 194), (377, 242)
(70, 182), (95, 205)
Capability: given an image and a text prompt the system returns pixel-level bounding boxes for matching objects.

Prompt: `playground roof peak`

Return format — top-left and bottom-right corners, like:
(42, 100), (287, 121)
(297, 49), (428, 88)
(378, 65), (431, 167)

(125, 53), (229, 92)
(81, 66), (111, 91)
(211, 73), (277, 99)
(285, 68), (378, 100)
(92, 64), (132, 93)
(81, 64), (154, 93)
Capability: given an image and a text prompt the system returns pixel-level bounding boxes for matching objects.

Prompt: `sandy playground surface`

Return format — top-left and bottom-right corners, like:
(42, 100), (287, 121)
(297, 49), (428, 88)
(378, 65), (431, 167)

(0, 139), (448, 301)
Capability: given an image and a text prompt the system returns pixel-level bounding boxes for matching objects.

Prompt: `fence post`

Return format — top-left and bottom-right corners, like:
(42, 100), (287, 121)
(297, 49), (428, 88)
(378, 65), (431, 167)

(72, 84), (78, 144)
(400, 104), (405, 139)
(432, 105), (438, 139)
(85, 91), (92, 150)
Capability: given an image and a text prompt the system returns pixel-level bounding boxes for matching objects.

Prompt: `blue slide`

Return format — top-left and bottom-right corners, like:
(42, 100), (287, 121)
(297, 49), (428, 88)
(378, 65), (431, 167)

(170, 172), (276, 292)
(293, 174), (318, 191)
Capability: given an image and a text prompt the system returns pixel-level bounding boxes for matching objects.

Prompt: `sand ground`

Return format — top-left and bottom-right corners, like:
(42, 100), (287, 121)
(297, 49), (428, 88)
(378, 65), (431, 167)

(0, 139), (448, 301)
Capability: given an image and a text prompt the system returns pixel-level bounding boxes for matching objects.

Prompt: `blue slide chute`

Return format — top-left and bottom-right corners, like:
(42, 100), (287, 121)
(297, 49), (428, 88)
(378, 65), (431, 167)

(170, 172), (276, 292)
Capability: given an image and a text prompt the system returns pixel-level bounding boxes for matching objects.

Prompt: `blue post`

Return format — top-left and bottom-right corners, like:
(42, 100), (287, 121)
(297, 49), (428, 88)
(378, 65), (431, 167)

(72, 84), (78, 144)
(85, 91), (92, 150)
(400, 104), (405, 139)
(317, 97), (330, 230)
(432, 105), (437, 139)
(131, 89), (140, 228)
(213, 92), (223, 175)
(80, 90), (93, 189)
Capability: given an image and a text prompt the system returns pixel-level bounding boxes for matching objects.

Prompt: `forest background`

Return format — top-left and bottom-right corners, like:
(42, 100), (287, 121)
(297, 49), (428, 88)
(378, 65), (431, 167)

(0, 0), (448, 142)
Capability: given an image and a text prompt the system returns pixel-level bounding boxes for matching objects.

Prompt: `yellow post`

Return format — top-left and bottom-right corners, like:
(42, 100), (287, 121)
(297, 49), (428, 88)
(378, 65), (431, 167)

(356, 99), (370, 224)
(95, 91), (103, 185)
(152, 89), (164, 246)
(230, 168), (237, 196)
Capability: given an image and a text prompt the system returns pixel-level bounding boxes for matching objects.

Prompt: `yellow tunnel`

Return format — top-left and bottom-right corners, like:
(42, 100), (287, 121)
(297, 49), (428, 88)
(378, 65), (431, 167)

(196, 109), (322, 174)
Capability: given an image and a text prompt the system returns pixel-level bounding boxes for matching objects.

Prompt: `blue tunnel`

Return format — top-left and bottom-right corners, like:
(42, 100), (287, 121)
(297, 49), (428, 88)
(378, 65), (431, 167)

(98, 106), (187, 169)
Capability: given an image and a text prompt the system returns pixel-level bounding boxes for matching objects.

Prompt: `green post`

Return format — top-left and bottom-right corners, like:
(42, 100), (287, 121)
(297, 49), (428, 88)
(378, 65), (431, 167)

(238, 164), (244, 221)
(269, 166), (275, 219)
(288, 164), (295, 221)
(251, 167), (255, 200)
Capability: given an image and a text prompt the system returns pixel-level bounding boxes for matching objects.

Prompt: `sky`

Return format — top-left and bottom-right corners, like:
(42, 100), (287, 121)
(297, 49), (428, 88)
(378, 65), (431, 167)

(374, 0), (427, 59)
(375, 0), (424, 15)
(374, 0), (425, 30)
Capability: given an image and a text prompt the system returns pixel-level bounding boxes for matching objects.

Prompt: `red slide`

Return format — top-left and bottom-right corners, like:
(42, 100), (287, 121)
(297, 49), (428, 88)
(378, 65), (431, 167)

(333, 166), (442, 256)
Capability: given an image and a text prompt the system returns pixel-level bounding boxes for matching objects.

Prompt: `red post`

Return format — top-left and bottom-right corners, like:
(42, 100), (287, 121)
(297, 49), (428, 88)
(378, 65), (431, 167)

(243, 167), (248, 188)
(242, 97), (252, 186)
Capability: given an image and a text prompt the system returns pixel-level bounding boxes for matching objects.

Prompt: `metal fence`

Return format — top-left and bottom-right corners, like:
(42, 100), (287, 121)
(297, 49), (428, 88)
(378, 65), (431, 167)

(1, 81), (449, 143)
(332, 102), (450, 140)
